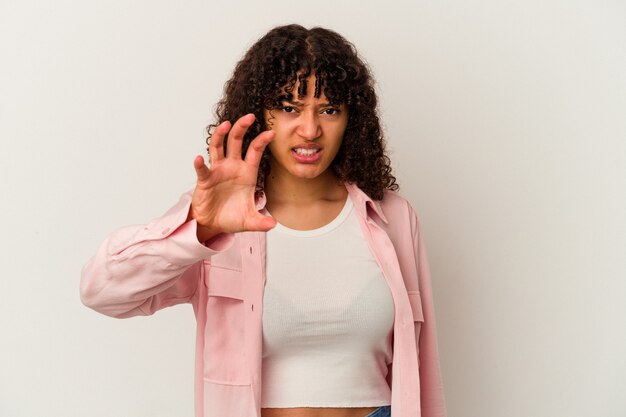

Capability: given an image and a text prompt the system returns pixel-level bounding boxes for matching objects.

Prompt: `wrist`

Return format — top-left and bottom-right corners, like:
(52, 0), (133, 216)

(186, 206), (219, 243)
(196, 224), (218, 243)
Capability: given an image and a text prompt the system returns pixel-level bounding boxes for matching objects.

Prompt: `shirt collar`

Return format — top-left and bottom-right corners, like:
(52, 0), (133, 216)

(345, 182), (389, 224)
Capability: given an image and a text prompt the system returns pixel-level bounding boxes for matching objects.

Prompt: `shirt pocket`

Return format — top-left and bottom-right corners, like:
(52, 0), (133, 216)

(203, 266), (250, 385)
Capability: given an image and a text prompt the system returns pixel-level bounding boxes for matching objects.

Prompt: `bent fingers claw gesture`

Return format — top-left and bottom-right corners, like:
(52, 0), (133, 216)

(187, 114), (276, 242)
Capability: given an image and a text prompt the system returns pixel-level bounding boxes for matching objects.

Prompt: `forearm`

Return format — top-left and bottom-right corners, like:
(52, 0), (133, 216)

(80, 192), (234, 318)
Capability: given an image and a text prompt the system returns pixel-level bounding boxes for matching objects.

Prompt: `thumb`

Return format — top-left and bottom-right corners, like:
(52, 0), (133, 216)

(247, 211), (276, 232)
(193, 155), (210, 182)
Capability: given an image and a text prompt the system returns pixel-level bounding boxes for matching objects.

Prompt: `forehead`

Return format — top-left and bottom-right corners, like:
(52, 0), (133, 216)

(277, 74), (334, 103)
(280, 74), (315, 92)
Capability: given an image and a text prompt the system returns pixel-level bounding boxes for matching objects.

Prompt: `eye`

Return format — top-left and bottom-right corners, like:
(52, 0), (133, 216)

(322, 108), (341, 115)
(281, 106), (296, 113)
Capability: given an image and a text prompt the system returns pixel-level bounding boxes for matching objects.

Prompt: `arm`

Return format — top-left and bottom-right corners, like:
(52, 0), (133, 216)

(80, 114), (275, 319)
(79, 191), (234, 318)
(411, 211), (447, 417)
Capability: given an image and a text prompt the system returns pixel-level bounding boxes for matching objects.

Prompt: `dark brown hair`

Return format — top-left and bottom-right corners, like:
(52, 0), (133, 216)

(206, 24), (398, 200)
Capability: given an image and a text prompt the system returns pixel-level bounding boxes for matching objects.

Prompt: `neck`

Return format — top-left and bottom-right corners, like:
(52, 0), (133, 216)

(264, 168), (345, 205)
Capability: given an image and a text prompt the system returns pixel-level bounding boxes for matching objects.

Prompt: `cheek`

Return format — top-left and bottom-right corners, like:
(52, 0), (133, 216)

(331, 129), (347, 151)
(326, 140), (344, 163)
(267, 119), (291, 139)
(267, 140), (290, 160)
(267, 141), (279, 155)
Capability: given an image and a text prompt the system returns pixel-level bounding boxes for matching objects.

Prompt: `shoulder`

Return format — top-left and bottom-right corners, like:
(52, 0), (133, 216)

(346, 182), (421, 232)
(379, 189), (419, 222)
(376, 189), (426, 248)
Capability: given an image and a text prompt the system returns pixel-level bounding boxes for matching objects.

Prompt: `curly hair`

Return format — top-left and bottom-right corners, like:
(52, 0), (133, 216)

(206, 24), (398, 200)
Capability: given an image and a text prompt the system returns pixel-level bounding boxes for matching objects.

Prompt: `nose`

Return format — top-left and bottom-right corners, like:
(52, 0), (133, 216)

(296, 110), (321, 141)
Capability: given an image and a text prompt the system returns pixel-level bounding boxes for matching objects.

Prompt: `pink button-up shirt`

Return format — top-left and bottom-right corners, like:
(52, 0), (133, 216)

(80, 183), (446, 417)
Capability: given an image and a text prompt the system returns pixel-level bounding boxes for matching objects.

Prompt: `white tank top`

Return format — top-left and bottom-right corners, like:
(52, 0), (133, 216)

(261, 195), (395, 408)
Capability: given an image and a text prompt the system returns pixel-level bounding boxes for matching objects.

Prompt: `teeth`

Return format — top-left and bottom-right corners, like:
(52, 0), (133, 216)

(294, 148), (319, 156)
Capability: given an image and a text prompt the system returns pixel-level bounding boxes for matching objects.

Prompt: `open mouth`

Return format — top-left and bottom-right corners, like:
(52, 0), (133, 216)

(293, 147), (321, 156)
(291, 146), (322, 163)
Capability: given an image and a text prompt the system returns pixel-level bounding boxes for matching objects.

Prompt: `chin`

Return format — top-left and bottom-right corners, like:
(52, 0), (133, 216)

(291, 171), (322, 180)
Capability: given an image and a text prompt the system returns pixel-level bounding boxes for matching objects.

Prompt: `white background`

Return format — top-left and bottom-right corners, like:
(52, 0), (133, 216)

(1, 1), (624, 416)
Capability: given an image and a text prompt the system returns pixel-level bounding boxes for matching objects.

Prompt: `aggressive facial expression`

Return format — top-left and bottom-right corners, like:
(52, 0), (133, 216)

(263, 75), (348, 182)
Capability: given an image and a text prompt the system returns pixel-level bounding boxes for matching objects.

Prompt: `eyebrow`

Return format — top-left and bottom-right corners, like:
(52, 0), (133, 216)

(282, 99), (334, 107)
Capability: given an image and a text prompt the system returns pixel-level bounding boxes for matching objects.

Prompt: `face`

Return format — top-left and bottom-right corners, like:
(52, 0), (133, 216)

(263, 75), (348, 183)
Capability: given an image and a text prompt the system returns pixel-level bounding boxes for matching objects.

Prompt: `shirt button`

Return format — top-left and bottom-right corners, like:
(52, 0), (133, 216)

(161, 227), (170, 235)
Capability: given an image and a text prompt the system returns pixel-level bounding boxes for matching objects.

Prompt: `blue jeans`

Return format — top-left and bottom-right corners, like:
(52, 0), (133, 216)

(363, 405), (391, 417)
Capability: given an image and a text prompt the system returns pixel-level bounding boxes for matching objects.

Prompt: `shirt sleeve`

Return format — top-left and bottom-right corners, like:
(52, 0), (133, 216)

(411, 209), (447, 417)
(79, 190), (234, 318)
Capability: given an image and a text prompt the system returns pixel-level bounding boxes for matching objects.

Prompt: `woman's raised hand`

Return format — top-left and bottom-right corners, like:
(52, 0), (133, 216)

(188, 114), (276, 242)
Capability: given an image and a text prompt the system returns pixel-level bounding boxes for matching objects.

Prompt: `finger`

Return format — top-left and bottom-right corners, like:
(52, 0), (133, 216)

(193, 155), (211, 183)
(209, 121), (231, 164)
(244, 130), (274, 167)
(226, 113), (255, 159)
(246, 211), (277, 232)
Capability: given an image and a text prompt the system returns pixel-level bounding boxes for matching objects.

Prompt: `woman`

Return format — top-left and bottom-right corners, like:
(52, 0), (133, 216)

(80, 24), (446, 417)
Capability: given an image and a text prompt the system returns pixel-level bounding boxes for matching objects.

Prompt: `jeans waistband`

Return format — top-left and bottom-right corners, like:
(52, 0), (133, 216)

(363, 405), (391, 417)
